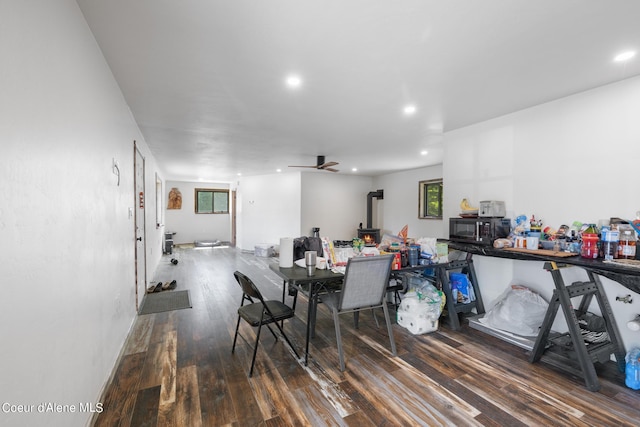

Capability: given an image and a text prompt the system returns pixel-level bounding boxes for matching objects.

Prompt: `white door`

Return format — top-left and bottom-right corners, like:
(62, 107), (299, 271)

(134, 142), (147, 311)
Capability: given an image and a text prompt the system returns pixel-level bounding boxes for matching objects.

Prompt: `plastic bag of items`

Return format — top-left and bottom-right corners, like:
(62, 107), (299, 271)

(415, 237), (449, 264)
(479, 285), (548, 336)
(397, 276), (445, 335)
(449, 273), (476, 304)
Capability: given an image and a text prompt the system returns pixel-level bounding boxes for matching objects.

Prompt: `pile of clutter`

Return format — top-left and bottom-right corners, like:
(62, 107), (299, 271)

(494, 213), (639, 260)
(283, 226), (449, 274)
(375, 226), (449, 270)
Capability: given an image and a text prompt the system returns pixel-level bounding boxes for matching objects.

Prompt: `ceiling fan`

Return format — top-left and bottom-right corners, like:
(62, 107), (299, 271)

(289, 155), (339, 172)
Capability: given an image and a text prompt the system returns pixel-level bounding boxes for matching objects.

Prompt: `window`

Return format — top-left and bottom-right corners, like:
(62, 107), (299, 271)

(195, 188), (229, 214)
(418, 179), (443, 219)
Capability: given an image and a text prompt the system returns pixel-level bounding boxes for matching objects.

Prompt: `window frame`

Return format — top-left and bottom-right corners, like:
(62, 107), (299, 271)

(418, 178), (443, 219)
(194, 188), (229, 214)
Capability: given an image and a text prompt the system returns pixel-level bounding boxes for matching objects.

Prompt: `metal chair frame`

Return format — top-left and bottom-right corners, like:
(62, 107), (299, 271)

(321, 255), (397, 371)
(232, 271), (300, 377)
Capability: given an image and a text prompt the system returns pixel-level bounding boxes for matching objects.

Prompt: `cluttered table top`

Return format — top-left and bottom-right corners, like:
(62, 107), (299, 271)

(447, 240), (640, 295)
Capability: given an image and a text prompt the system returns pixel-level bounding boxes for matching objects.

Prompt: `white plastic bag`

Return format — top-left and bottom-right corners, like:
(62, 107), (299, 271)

(415, 237), (448, 264)
(480, 285), (548, 336)
(397, 284), (445, 335)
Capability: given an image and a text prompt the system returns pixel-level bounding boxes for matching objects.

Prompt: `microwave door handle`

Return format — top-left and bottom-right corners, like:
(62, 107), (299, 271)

(476, 221), (481, 242)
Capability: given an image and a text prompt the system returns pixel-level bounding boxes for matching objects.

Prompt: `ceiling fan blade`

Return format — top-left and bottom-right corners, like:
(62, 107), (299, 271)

(319, 161), (339, 168)
(290, 156), (339, 171)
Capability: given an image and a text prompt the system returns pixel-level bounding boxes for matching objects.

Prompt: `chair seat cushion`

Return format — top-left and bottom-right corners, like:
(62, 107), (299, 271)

(238, 300), (294, 326)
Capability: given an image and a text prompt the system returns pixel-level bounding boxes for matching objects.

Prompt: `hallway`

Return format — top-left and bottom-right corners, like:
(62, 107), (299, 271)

(93, 247), (640, 426)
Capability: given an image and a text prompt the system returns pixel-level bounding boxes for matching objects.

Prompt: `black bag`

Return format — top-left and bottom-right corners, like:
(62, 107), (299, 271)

(293, 236), (323, 261)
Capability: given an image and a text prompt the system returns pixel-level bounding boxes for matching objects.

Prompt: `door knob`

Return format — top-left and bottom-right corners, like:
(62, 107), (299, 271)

(137, 237), (142, 241)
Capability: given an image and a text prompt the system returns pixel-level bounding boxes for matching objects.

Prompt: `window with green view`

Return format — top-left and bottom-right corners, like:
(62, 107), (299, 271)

(419, 179), (443, 219)
(195, 188), (229, 214)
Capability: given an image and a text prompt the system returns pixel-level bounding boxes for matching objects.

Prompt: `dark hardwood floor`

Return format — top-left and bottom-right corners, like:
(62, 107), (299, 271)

(92, 247), (640, 426)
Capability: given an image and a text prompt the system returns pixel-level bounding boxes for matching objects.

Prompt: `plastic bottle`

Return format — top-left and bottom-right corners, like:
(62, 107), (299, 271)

(618, 226), (637, 259)
(600, 226), (619, 261)
(580, 224), (599, 259)
(626, 348), (640, 390)
(408, 245), (419, 267)
(392, 252), (401, 270)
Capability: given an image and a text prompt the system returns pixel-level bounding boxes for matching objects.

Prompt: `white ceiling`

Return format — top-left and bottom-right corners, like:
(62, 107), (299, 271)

(77, 0), (640, 182)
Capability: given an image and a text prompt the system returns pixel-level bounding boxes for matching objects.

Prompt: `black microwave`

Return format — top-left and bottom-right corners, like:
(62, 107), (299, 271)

(449, 217), (511, 245)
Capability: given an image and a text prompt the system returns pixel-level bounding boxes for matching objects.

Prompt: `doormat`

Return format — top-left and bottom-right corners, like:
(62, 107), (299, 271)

(139, 290), (192, 315)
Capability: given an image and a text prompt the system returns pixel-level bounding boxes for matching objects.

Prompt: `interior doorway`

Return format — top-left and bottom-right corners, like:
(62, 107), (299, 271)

(134, 142), (147, 311)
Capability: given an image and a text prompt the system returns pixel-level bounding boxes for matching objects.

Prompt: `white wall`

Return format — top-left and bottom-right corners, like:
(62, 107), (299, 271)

(373, 165), (445, 239)
(238, 172), (379, 251)
(301, 172), (374, 239)
(236, 164), (447, 254)
(0, 1), (162, 426)
(164, 180), (231, 244)
(237, 172), (302, 251)
(443, 75), (640, 349)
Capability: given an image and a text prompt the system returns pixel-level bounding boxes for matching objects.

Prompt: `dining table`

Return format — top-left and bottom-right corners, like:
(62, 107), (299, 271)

(269, 262), (344, 365)
(269, 256), (481, 364)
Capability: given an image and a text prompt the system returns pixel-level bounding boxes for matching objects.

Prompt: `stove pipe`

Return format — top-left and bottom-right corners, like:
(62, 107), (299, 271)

(366, 189), (384, 228)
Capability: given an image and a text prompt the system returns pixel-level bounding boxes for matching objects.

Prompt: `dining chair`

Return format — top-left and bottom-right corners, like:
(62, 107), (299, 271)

(320, 254), (397, 371)
(232, 271), (300, 377)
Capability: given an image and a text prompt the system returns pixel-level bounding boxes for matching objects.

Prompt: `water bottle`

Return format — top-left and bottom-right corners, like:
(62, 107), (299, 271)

(408, 245), (419, 266)
(626, 348), (640, 390)
(601, 226), (619, 261)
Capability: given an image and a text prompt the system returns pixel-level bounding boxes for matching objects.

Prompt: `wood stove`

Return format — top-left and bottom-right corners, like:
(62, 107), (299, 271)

(357, 189), (383, 244)
(358, 228), (380, 244)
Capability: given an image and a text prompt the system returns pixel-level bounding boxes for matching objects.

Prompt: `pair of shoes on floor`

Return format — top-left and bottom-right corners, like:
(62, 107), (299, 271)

(146, 280), (177, 293)
(162, 280), (177, 291)
(171, 258), (179, 265)
(147, 282), (163, 293)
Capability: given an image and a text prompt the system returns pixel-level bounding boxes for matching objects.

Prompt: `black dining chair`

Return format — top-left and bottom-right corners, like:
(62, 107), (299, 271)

(320, 254), (397, 371)
(232, 271), (300, 377)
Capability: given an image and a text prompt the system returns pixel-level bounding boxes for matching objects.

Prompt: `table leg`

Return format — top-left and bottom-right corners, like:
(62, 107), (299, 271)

(532, 262), (624, 391)
(530, 289), (560, 363)
(588, 272), (626, 373)
(438, 267), (460, 330)
(553, 275), (601, 391)
(304, 283), (315, 365)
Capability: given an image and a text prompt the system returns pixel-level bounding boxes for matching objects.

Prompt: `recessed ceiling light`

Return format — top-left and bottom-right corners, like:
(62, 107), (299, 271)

(614, 51), (636, 62)
(421, 150), (428, 156)
(351, 167), (358, 172)
(276, 168), (282, 173)
(285, 74), (302, 89)
(237, 172), (242, 176)
(403, 104), (417, 115)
